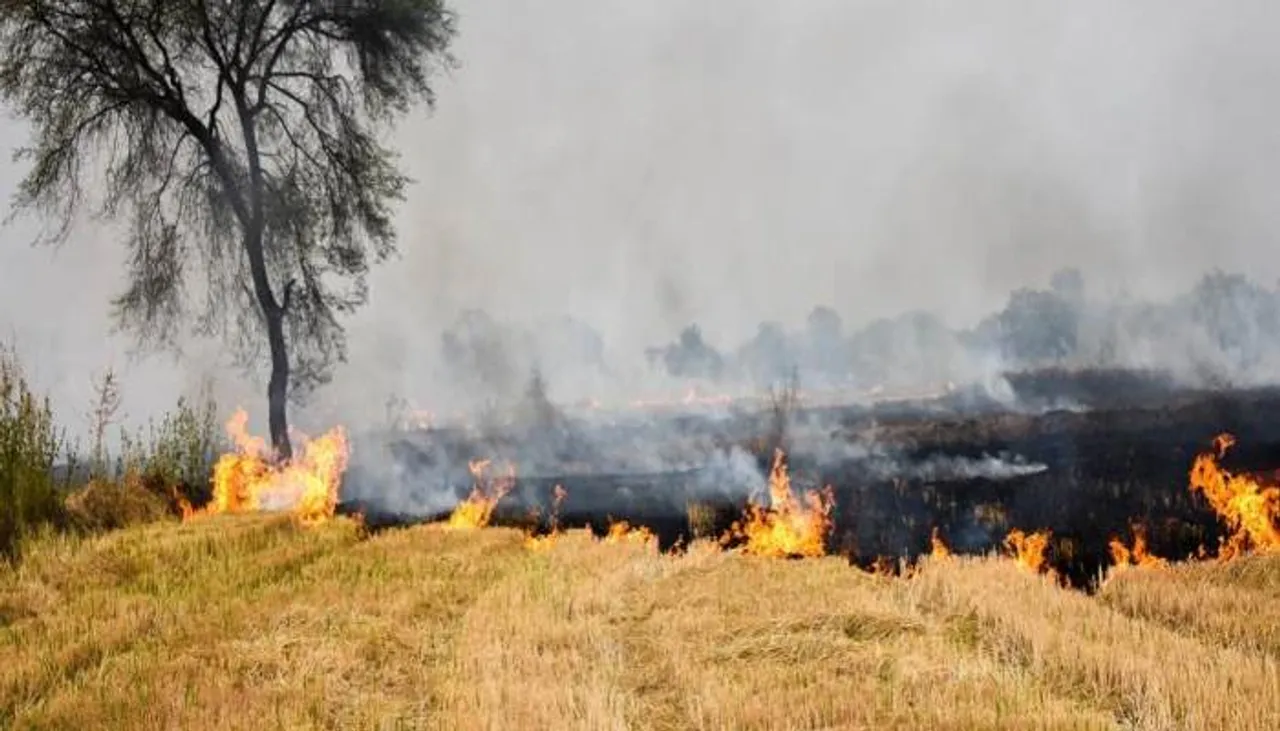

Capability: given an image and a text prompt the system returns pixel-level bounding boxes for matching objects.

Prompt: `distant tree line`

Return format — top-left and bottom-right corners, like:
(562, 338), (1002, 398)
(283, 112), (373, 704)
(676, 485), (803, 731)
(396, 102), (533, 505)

(439, 268), (1280, 399)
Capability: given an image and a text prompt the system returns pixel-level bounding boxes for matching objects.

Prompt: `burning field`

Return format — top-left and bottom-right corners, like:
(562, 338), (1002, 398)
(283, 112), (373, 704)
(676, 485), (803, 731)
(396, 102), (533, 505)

(3, 377), (1280, 729)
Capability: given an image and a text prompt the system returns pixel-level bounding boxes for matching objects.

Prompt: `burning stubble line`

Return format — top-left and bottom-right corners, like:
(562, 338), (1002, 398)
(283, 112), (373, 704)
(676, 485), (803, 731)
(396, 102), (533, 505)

(10, 430), (1280, 726)
(172, 383), (1272, 593)
(337, 390), (1056, 537)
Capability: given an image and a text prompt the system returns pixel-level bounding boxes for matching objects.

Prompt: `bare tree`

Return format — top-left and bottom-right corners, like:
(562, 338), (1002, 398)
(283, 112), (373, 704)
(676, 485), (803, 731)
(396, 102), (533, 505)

(0, 0), (456, 457)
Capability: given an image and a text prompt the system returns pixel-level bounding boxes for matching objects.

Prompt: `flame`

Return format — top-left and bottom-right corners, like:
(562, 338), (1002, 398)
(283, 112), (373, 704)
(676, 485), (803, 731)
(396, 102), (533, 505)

(930, 527), (952, 559)
(1004, 528), (1051, 574)
(523, 533), (558, 551)
(603, 520), (658, 550)
(1108, 525), (1167, 570)
(722, 449), (834, 558)
(448, 459), (516, 529)
(865, 556), (898, 576)
(169, 485), (195, 522)
(203, 409), (349, 525)
(524, 485), (568, 551)
(1189, 433), (1280, 560)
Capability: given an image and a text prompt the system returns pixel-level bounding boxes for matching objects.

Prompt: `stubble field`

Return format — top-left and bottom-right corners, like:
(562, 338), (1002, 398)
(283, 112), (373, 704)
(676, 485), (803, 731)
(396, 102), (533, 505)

(2, 514), (1277, 731)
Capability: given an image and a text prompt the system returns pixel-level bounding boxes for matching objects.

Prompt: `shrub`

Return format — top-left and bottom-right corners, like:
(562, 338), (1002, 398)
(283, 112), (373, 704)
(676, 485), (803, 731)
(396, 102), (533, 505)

(0, 347), (67, 559)
(64, 471), (174, 532)
(119, 388), (220, 509)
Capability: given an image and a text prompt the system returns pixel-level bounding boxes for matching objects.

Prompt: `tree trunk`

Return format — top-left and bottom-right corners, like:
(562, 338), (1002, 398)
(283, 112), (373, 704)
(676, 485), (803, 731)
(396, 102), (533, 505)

(231, 88), (293, 461)
(266, 305), (292, 461)
(242, 216), (293, 462)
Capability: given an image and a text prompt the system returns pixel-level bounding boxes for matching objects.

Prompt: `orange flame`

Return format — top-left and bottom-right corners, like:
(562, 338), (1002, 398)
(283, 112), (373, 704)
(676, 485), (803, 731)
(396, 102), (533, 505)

(523, 533), (558, 551)
(866, 556), (898, 576)
(1189, 433), (1280, 560)
(169, 485), (195, 522)
(524, 485), (568, 551)
(1108, 525), (1167, 570)
(722, 449), (834, 558)
(603, 520), (658, 550)
(203, 409), (349, 525)
(448, 459), (515, 529)
(1004, 528), (1051, 574)
(929, 527), (952, 559)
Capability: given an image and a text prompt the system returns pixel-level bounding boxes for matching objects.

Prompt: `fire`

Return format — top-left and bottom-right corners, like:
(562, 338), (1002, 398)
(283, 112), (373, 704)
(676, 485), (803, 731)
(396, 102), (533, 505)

(865, 556), (898, 576)
(524, 535), (556, 550)
(1108, 525), (1167, 570)
(723, 449), (834, 558)
(448, 459), (516, 530)
(523, 533), (557, 551)
(929, 527), (952, 559)
(169, 485), (195, 521)
(524, 485), (568, 551)
(1189, 433), (1280, 559)
(203, 409), (349, 525)
(603, 520), (658, 550)
(1004, 528), (1051, 574)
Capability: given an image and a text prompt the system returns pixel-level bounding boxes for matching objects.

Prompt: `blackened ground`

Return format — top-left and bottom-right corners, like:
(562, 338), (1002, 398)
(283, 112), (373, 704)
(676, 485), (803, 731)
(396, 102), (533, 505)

(821, 381), (1280, 588)
(338, 373), (1280, 591)
(339, 472), (743, 553)
(1002, 366), (1181, 410)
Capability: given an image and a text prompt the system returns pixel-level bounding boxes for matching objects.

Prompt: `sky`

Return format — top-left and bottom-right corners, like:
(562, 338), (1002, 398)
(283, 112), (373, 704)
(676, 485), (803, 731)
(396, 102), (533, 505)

(4, 0), (1280, 439)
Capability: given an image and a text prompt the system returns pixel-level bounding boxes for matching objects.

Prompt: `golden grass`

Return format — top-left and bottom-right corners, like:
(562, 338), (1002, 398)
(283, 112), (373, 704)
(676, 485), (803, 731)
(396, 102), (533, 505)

(1098, 555), (1280, 657)
(912, 557), (1280, 731)
(2, 520), (1278, 730)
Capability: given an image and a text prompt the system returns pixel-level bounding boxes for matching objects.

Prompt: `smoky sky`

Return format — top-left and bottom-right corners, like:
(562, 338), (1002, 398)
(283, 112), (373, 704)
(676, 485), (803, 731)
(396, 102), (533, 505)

(4, 0), (1280, 437)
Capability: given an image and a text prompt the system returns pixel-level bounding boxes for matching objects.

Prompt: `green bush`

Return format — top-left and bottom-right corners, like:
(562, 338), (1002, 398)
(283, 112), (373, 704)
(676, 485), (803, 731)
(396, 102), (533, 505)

(1, 346), (223, 559)
(0, 348), (67, 559)
(118, 390), (220, 509)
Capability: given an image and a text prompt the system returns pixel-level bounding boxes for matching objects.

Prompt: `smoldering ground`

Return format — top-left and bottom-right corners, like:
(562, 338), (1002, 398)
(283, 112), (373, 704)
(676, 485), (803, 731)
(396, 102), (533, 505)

(335, 356), (1277, 593)
(333, 257), (1280, 532)
(338, 368), (1051, 535)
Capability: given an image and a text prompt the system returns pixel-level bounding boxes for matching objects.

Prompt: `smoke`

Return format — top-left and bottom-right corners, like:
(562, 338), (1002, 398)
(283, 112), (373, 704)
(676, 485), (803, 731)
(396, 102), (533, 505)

(5, 1), (1280, 445)
(888, 453), (1048, 483)
(337, 363), (1052, 522)
(341, 434), (462, 519)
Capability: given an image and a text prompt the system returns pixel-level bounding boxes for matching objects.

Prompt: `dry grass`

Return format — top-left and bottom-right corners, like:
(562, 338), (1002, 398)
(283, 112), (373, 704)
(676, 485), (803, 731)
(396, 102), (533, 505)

(912, 557), (1280, 731)
(62, 473), (175, 532)
(1098, 555), (1280, 657)
(1, 520), (1278, 730)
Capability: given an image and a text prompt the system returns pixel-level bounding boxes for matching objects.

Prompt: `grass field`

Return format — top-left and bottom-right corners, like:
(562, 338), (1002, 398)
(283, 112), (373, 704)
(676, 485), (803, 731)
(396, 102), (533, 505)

(1, 516), (1277, 731)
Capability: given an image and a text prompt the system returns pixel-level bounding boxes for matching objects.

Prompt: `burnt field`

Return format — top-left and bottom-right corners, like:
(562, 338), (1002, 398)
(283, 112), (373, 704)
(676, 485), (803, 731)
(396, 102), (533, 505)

(338, 370), (1280, 588)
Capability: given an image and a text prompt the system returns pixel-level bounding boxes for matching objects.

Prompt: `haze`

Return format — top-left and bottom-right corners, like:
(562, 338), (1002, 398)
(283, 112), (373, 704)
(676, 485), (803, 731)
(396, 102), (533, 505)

(4, 0), (1280, 439)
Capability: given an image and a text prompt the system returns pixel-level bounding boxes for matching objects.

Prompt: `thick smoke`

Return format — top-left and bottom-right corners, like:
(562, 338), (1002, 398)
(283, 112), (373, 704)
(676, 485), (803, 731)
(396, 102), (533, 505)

(411, 264), (1280, 422)
(339, 362), (1052, 520)
(5, 1), (1280, 449)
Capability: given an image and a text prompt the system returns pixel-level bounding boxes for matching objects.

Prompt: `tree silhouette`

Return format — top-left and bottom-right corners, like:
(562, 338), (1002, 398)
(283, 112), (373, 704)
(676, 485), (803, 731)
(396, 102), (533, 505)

(0, 0), (456, 457)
